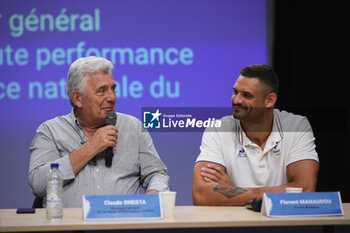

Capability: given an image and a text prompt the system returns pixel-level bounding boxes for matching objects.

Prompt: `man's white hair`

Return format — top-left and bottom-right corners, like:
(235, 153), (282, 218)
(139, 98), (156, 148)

(66, 56), (114, 108)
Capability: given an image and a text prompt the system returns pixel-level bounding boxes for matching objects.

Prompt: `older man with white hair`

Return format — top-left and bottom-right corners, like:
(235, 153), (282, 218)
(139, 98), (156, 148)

(29, 56), (170, 207)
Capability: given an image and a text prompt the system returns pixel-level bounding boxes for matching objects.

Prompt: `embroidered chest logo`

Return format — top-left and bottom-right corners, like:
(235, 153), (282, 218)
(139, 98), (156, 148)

(272, 143), (281, 156)
(237, 148), (247, 157)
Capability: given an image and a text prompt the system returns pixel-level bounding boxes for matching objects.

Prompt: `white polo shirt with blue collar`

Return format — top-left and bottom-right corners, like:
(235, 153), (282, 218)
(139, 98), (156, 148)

(196, 109), (319, 188)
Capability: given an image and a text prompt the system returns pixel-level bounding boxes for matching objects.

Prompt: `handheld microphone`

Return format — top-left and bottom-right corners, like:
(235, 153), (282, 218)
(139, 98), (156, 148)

(105, 111), (117, 167)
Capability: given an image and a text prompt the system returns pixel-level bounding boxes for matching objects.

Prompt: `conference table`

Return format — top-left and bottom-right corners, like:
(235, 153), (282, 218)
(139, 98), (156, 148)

(1, 204), (350, 232)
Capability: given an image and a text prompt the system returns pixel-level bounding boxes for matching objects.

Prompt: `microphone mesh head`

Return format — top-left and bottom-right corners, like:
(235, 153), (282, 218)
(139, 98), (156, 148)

(106, 111), (117, 125)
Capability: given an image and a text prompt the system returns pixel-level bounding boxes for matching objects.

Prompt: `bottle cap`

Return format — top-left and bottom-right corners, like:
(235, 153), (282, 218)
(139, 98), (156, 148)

(50, 163), (59, 168)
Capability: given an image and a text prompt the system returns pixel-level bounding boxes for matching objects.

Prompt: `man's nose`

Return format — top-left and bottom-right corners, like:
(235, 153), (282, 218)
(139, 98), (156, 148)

(232, 93), (242, 104)
(106, 89), (116, 102)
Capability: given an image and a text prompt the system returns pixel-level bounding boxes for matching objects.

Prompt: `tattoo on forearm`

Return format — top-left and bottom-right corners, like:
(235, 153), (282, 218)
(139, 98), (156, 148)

(252, 188), (262, 195)
(213, 183), (248, 198)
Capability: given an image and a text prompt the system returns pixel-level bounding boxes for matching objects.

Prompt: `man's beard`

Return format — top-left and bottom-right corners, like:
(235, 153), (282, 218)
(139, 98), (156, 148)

(232, 103), (248, 119)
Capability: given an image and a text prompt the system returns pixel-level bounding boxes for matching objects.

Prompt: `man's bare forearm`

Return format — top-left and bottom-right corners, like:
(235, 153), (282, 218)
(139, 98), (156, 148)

(213, 184), (248, 198)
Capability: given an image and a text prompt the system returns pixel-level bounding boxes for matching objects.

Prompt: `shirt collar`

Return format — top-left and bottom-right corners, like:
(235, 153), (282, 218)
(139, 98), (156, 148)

(236, 111), (284, 147)
(69, 109), (96, 165)
(68, 109), (82, 129)
(68, 109), (85, 139)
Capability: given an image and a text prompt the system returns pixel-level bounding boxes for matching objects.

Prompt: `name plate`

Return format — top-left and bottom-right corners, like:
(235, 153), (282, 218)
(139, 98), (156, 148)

(82, 194), (162, 220)
(261, 192), (343, 217)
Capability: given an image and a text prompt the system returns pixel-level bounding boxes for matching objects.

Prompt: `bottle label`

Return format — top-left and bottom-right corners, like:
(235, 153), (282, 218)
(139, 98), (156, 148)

(46, 180), (63, 219)
(47, 181), (61, 196)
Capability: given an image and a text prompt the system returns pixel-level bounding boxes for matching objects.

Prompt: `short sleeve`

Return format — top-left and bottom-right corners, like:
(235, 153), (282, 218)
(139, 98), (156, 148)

(286, 117), (319, 166)
(196, 128), (226, 167)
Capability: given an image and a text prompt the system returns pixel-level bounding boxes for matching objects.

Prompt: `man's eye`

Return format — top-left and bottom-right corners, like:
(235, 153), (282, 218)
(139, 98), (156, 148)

(97, 89), (105, 95)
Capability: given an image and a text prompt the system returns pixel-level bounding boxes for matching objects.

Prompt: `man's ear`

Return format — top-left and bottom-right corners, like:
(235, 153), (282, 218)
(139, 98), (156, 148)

(71, 90), (83, 108)
(265, 92), (277, 108)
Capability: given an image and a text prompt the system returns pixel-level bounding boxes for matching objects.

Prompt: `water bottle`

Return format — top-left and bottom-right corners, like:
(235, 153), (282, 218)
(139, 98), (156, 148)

(46, 163), (63, 220)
